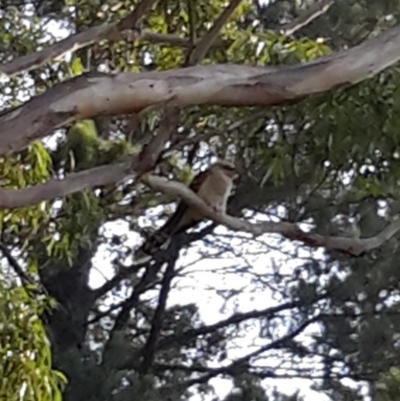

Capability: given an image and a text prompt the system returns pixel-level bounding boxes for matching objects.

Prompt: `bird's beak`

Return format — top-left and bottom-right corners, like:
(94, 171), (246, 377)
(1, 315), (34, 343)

(232, 163), (241, 179)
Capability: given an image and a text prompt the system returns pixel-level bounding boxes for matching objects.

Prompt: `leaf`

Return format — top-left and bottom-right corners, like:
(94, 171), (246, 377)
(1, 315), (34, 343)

(70, 57), (84, 76)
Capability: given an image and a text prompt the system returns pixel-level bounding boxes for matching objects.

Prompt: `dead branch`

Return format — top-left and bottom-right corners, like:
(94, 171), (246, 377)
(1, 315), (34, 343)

(1, 23), (400, 156)
(141, 174), (400, 256)
(282, 0), (335, 37)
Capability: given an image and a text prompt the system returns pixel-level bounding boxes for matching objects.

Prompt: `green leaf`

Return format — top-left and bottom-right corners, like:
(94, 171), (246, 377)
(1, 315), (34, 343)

(70, 57), (84, 76)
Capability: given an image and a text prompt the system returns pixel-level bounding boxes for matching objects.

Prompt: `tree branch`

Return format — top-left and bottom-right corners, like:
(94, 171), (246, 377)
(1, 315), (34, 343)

(0, 243), (49, 296)
(119, 297), (318, 370)
(141, 174), (400, 256)
(154, 363), (373, 382)
(137, 30), (213, 48)
(162, 317), (318, 390)
(107, 232), (189, 329)
(0, 244), (34, 286)
(281, 0), (335, 37)
(0, 104), (179, 209)
(92, 224), (214, 301)
(102, 248), (181, 369)
(0, 0), (159, 77)
(158, 299), (310, 349)
(185, 0), (243, 66)
(2, 23), (400, 156)
(2, 159), (399, 256)
(136, 105), (181, 174)
(139, 259), (176, 375)
(110, 260), (164, 332)
(0, 161), (133, 209)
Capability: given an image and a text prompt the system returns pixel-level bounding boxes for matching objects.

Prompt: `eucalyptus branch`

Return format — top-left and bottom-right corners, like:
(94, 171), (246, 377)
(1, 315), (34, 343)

(0, 161), (133, 209)
(1, 25), (400, 156)
(141, 174), (400, 256)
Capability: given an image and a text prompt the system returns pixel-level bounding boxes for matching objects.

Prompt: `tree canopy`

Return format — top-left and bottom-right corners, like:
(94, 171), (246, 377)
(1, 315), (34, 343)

(2, 0), (400, 400)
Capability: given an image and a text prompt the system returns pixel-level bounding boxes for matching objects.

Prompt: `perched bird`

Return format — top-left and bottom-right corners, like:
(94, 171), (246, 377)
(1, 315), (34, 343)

(133, 160), (238, 263)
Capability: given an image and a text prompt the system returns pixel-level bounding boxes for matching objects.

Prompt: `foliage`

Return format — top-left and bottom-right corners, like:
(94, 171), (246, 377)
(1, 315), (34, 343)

(0, 142), (52, 238)
(2, 1), (400, 401)
(0, 277), (66, 401)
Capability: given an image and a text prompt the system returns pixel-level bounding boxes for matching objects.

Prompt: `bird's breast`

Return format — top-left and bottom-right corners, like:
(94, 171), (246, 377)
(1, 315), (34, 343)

(197, 173), (233, 214)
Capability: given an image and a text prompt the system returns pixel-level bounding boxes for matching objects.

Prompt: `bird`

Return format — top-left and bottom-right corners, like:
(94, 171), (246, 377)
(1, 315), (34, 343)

(133, 159), (238, 263)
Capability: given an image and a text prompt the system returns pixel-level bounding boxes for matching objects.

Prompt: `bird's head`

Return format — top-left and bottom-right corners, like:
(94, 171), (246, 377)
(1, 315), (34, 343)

(213, 160), (239, 180)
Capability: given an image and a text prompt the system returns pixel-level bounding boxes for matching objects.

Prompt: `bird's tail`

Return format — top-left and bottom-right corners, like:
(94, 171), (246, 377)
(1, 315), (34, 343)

(132, 204), (193, 264)
(133, 228), (172, 264)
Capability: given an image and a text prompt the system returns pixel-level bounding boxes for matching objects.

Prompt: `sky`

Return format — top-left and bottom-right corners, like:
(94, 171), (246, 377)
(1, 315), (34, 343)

(90, 209), (333, 401)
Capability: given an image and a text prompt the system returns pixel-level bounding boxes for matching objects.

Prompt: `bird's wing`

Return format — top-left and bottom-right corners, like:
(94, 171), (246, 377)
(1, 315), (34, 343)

(162, 168), (209, 235)
(133, 169), (209, 261)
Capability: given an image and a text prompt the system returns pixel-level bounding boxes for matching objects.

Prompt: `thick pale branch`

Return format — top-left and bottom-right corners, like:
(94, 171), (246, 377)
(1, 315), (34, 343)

(0, 161), (133, 209)
(0, 0), (158, 77)
(2, 23), (400, 156)
(141, 174), (400, 256)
